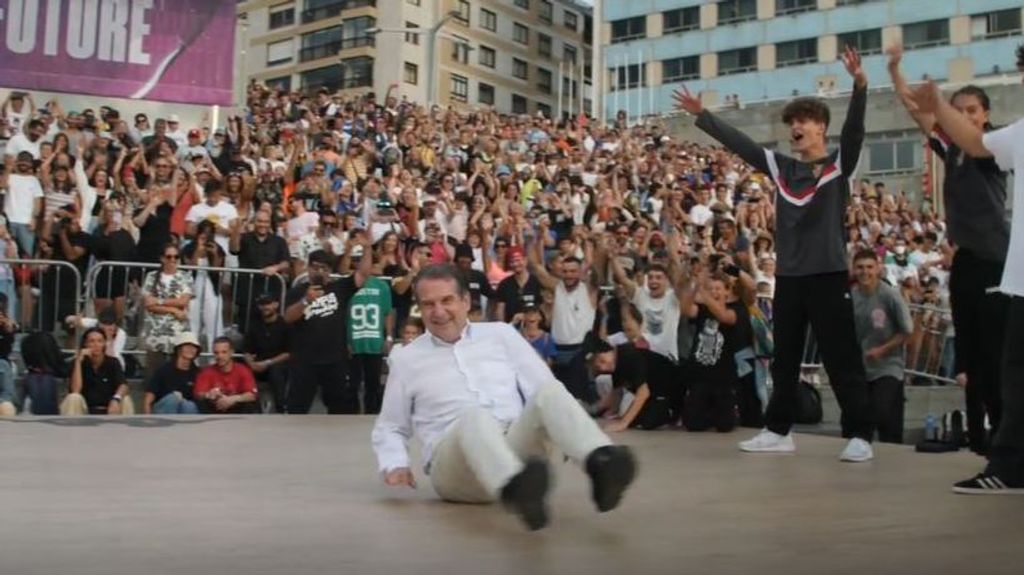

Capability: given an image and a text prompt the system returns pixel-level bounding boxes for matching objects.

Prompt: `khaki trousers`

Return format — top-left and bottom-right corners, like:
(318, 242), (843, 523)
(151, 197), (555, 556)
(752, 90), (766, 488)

(59, 393), (136, 416)
(429, 383), (611, 503)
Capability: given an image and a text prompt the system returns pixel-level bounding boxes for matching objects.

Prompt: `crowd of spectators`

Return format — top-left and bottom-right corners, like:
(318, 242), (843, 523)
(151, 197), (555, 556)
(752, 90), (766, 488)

(0, 83), (955, 422)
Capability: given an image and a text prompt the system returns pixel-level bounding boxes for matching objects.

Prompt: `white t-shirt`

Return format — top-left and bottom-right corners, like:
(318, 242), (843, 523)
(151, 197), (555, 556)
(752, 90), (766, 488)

(689, 203), (714, 227)
(185, 200), (238, 252)
(3, 173), (44, 224)
(632, 286), (680, 361)
(5, 133), (41, 159)
(286, 212), (320, 256)
(984, 118), (1024, 297)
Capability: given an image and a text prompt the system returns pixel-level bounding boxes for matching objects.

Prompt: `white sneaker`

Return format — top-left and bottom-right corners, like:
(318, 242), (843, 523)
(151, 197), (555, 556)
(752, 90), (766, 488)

(738, 429), (796, 453)
(839, 438), (874, 462)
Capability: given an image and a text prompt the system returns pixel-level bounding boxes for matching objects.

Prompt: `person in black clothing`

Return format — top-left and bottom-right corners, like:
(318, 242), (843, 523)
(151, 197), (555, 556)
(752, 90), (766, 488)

(590, 339), (683, 432)
(283, 241), (372, 414)
(230, 210), (290, 333)
(92, 194), (137, 323)
(679, 272), (750, 433)
(245, 293), (291, 413)
(36, 213), (90, 334)
(674, 45), (874, 462)
(888, 46), (1010, 455)
(61, 327), (131, 415)
(494, 246), (543, 322)
(143, 331), (201, 414)
(453, 243), (495, 318)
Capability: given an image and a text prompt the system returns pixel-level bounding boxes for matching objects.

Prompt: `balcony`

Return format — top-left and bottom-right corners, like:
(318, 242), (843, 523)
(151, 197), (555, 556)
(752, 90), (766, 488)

(299, 36), (375, 63)
(301, 0), (376, 25)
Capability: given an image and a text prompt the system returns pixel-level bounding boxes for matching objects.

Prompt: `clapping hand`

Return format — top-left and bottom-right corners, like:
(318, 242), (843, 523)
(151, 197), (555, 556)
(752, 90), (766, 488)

(671, 85), (703, 115)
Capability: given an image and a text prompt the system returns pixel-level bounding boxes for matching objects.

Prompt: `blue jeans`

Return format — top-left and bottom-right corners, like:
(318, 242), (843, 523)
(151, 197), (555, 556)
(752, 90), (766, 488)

(0, 359), (15, 404)
(152, 393), (199, 414)
(8, 223), (35, 257)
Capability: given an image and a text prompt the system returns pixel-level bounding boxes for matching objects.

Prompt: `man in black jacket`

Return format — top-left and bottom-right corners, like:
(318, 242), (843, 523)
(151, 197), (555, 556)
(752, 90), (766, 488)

(673, 46), (874, 462)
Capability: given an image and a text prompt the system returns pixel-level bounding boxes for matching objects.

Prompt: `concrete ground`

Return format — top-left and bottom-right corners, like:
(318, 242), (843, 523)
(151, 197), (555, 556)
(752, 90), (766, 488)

(0, 416), (1020, 575)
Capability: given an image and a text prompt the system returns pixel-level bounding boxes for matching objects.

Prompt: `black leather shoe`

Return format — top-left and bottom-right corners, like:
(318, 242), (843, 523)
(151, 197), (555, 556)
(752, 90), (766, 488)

(500, 458), (550, 531)
(585, 445), (637, 512)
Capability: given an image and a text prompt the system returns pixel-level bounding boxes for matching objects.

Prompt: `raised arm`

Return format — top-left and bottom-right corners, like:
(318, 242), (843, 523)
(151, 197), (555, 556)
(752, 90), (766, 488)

(909, 81), (992, 159)
(839, 45), (868, 176)
(673, 85), (771, 174)
(886, 43), (934, 134)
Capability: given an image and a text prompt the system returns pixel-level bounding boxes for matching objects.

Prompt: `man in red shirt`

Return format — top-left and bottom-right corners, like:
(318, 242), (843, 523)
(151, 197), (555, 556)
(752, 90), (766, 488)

(195, 337), (259, 414)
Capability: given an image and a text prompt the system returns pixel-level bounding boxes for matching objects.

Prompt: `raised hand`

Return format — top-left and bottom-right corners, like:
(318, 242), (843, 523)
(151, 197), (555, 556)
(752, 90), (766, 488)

(885, 42), (903, 69)
(908, 81), (941, 114)
(671, 86), (703, 115)
(842, 45), (867, 86)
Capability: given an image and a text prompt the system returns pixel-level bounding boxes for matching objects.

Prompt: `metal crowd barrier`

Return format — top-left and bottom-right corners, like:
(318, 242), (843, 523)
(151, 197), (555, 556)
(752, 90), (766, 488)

(86, 261), (288, 354)
(0, 258), (84, 349)
(799, 302), (956, 386)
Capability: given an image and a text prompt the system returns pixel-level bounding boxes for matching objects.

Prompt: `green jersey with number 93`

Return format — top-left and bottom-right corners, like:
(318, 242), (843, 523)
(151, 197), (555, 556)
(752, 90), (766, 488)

(347, 276), (393, 355)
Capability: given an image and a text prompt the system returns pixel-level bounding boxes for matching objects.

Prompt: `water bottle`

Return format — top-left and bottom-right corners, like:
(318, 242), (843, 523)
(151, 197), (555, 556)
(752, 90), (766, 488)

(924, 414), (937, 441)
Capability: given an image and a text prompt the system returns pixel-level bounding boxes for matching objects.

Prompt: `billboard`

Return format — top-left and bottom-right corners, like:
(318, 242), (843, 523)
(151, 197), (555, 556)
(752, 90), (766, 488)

(0, 0), (237, 105)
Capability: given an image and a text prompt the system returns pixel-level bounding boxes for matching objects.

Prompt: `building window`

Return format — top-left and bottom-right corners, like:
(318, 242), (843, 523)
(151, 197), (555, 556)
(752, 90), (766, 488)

(406, 0), (420, 5)
(265, 75), (292, 92)
(512, 94), (528, 114)
(564, 11), (577, 31)
(563, 45), (577, 65)
(404, 62), (418, 85)
(267, 39), (293, 66)
(539, 0), (553, 23)
(538, 33), (552, 58)
(662, 56), (699, 82)
(301, 0), (375, 25)
(718, 47), (757, 75)
(451, 36), (471, 64)
(405, 22), (420, 44)
(867, 138), (918, 174)
(299, 26), (342, 62)
(513, 58), (529, 80)
(514, 23), (529, 45)
(610, 16), (646, 43)
(903, 19), (950, 49)
(837, 29), (882, 56)
(718, 0), (757, 26)
(455, 0), (470, 24)
(480, 8), (497, 31)
(537, 67), (553, 94)
(663, 7), (699, 34)
(776, 0), (815, 16)
(269, 5), (295, 30)
(479, 82), (495, 105)
(340, 55), (373, 89)
(612, 63), (646, 90)
(776, 38), (817, 67)
(300, 64), (341, 93)
(514, 0), (529, 9)
(836, 0), (882, 6)
(971, 9), (1022, 40)
(451, 74), (468, 102)
(479, 45), (496, 68)
(537, 102), (552, 119)
(562, 77), (578, 98)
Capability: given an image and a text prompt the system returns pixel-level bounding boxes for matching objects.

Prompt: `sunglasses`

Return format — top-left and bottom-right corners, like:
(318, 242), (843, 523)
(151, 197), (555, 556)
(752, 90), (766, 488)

(155, 163), (171, 168)
(495, 244), (508, 249)
(162, 254), (179, 260)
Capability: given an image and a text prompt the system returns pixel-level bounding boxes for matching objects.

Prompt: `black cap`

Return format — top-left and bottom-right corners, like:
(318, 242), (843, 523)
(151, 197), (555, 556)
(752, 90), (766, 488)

(307, 249), (333, 267)
(16, 151), (34, 164)
(256, 292), (277, 305)
(454, 243), (474, 262)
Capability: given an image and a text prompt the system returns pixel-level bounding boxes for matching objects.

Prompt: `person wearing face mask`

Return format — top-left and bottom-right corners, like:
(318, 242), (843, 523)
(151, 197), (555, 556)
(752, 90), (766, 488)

(283, 237), (372, 414)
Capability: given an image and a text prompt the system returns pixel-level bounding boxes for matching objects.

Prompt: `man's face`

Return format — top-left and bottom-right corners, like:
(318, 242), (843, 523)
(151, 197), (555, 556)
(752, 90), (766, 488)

(647, 270), (667, 297)
(788, 117), (826, 154)
(259, 300), (279, 319)
(416, 277), (471, 343)
(213, 342), (233, 369)
(254, 214), (272, 237)
(509, 253), (525, 273)
(308, 261), (331, 285)
(456, 255), (472, 272)
(15, 159), (32, 174)
(854, 257), (880, 288)
(561, 261), (581, 288)
(320, 215), (337, 233)
(206, 190), (221, 207)
(28, 123), (45, 141)
(707, 278), (728, 303)
(592, 350), (616, 375)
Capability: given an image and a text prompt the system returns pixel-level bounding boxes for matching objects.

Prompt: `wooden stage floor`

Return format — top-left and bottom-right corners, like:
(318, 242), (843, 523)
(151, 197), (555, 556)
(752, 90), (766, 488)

(0, 416), (1020, 575)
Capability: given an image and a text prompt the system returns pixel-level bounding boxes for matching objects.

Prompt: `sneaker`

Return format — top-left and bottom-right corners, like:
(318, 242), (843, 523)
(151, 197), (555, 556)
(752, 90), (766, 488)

(952, 473), (1024, 495)
(500, 458), (551, 530)
(839, 438), (874, 462)
(585, 445), (637, 513)
(738, 429), (796, 453)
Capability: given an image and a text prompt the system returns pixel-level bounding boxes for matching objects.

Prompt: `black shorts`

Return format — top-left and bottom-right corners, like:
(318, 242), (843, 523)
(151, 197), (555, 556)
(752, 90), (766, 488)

(94, 267), (130, 299)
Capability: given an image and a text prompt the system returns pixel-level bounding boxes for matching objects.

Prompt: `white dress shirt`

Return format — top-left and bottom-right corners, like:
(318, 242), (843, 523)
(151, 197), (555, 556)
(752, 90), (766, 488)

(372, 322), (560, 474)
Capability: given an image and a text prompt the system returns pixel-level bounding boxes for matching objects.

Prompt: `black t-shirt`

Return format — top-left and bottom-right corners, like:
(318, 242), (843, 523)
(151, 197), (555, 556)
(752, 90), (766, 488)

(383, 264), (412, 317)
(495, 273), (543, 322)
(65, 230), (93, 280)
(135, 203), (173, 263)
(146, 361), (199, 402)
(234, 232), (289, 269)
(285, 275), (358, 365)
(0, 327), (14, 360)
(92, 228), (136, 262)
(79, 356), (126, 414)
(245, 316), (289, 361)
(612, 344), (679, 398)
(688, 302), (749, 384)
(462, 268), (495, 310)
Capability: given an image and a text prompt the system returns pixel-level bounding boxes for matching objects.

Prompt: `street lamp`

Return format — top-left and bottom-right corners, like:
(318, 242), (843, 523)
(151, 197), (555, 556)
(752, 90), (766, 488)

(365, 10), (463, 106)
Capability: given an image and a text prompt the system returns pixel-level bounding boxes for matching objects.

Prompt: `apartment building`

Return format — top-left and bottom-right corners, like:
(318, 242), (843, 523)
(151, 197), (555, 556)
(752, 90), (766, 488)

(236, 0), (594, 116)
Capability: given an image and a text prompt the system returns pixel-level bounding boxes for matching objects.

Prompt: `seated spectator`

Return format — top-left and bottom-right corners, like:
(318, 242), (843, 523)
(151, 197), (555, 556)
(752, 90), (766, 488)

(144, 331), (201, 415)
(390, 317), (424, 355)
(60, 327), (133, 415)
(244, 293), (290, 413)
(65, 308), (127, 368)
(516, 305), (556, 367)
(193, 336), (258, 414)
